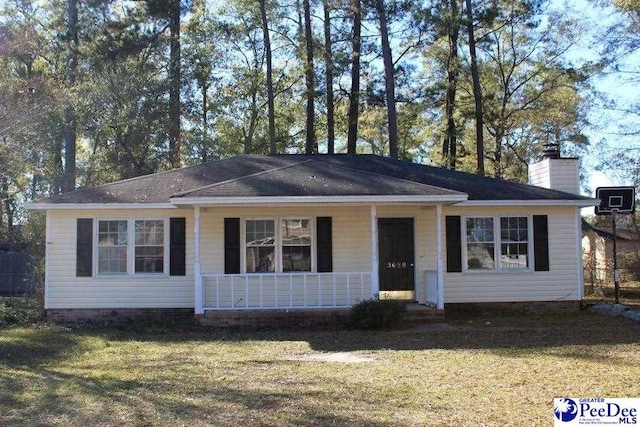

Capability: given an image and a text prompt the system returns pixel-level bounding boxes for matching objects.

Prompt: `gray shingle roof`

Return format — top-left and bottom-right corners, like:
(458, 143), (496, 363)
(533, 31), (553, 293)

(175, 159), (464, 198)
(28, 154), (592, 205)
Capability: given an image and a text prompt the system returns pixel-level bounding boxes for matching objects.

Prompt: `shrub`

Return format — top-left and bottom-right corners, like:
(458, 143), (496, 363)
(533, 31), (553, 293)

(619, 253), (640, 282)
(348, 299), (407, 330)
(0, 298), (44, 327)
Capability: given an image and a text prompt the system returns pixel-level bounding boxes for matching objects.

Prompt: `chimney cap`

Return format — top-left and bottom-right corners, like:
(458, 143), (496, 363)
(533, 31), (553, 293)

(542, 142), (561, 159)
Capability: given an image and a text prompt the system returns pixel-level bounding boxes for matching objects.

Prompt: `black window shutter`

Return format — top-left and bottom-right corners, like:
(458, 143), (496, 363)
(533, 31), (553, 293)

(224, 218), (241, 274)
(76, 218), (93, 277)
(170, 217), (186, 276)
(533, 215), (550, 271)
(446, 216), (463, 273)
(316, 217), (333, 272)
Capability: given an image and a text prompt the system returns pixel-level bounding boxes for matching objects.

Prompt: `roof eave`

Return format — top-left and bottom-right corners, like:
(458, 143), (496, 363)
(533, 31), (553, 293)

(458, 198), (599, 207)
(23, 202), (178, 211)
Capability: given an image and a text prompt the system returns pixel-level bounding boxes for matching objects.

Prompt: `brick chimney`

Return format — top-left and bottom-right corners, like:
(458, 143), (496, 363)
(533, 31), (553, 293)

(528, 143), (580, 194)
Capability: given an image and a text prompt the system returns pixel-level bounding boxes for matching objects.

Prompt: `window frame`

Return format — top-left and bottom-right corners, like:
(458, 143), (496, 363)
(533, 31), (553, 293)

(96, 219), (129, 275)
(241, 217), (316, 274)
(462, 215), (533, 273)
(94, 218), (169, 277)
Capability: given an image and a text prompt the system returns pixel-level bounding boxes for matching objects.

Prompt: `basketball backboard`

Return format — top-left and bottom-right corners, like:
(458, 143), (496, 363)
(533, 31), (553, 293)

(595, 187), (636, 215)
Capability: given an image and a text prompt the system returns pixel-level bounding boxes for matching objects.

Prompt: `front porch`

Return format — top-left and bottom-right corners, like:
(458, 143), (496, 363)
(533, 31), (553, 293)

(190, 204), (449, 316)
(194, 270), (442, 314)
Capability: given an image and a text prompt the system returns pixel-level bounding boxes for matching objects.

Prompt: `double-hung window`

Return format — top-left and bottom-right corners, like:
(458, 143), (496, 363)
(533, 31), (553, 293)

(97, 220), (128, 274)
(96, 219), (167, 275)
(244, 218), (313, 273)
(282, 219), (311, 272)
(465, 216), (530, 272)
(134, 220), (165, 273)
(245, 219), (276, 273)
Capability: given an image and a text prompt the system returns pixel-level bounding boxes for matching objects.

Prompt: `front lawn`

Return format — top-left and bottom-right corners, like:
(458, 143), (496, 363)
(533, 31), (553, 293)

(1, 312), (639, 426)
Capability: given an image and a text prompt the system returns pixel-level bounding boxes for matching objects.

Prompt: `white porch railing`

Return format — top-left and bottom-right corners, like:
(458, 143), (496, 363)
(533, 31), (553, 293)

(200, 272), (371, 311)
(425, 270), (441, 309)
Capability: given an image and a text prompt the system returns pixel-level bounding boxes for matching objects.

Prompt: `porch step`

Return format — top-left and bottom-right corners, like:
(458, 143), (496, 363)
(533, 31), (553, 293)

(402, 303), (445, 324)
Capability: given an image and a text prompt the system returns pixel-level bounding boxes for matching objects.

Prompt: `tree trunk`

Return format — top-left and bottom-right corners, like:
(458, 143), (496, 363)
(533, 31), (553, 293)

(443, 0), (460, 170)
(323, 0), (335, 154)
(494, 130), (503, 179)
(52, 140), (63, 196)
(201, 83), (209, 162)
(303, 0), (316, 154)
(168, 0), (182, 168)
(62, 0), (78, 193)
(260, 0), (277, 155)
(347, 0), (361, 154)
(375, 0), (398, 159)
(465, 0), (485, 175)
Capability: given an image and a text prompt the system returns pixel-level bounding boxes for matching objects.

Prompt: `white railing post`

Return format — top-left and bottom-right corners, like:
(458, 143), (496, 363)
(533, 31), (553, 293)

(230, 276), (236, 308)
(194, 207), (204, 315)
(332, 274), (336, 307)
(245, 275), (249, 308)
(289, 275), (293, 308)
(259, 275), (263, 308)
(215, 276), (220, 309)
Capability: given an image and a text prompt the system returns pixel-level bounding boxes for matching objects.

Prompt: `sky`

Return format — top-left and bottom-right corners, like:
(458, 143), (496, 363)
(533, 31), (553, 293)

(559, 0), (640, 197)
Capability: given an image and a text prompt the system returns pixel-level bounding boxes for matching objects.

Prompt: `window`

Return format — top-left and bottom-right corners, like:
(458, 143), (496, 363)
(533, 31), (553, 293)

(466, 217), (495, 270)
(245, 219), (276, 273)
(500, 217), (529, 270)
(244, 218), (313, 273)
(282, 219), (311, 272)
(98, 220), (128, 274)
(465, 216), (530, 272)
(96, 219), (167, 275)
(134, 220), (165, 273)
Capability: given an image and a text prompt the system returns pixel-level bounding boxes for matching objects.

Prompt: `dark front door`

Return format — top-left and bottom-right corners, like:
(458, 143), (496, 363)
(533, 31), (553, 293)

(378, 218), (415, 297)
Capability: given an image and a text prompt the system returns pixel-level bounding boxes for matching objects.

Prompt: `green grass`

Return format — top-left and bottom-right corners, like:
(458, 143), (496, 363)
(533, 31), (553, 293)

(1, 312), (639, 426)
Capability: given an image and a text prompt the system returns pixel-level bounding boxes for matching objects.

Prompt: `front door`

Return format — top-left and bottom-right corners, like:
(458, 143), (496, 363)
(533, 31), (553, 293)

(378, 218), (415, 300)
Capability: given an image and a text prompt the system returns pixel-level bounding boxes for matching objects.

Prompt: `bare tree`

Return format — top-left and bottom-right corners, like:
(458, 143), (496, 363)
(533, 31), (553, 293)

(62, 0), (78, 192)
(347, 0), (361, 154)
(465, 0), (484, 175)
(375, 0), (398, 158)
(323, 0), (335, 154)
(168, 0), (181, 167)
(259, 0), (277, 154)
(303, 0), (316, 154)
(442, 0), (460, 169)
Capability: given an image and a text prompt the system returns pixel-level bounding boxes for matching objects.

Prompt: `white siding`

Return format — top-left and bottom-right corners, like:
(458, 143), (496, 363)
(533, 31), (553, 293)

(441, 206), (581, 302)
(45, 203), (583, 308)
(46, 209), (194, 309)
(199, 206), (372, 274)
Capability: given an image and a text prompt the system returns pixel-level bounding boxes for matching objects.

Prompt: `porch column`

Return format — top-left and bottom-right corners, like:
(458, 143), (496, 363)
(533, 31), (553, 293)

(194, 206), (204, 315)
(370, 205), (379, 299)
(575, 209), (585, 300)
(435, 204), (445, 309)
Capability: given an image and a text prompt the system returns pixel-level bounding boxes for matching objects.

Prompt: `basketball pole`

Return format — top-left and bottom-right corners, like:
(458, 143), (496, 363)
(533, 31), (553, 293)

(612, 209), (620, 304)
